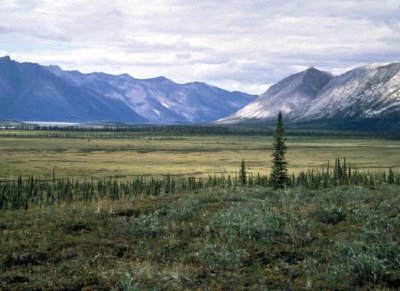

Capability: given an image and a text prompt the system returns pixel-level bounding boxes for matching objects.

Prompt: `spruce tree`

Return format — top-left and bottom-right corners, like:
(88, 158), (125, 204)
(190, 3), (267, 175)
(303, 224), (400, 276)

(270, 111), (289, 189)
(239, 159), (247, 186)
(388, 168), (395, 184)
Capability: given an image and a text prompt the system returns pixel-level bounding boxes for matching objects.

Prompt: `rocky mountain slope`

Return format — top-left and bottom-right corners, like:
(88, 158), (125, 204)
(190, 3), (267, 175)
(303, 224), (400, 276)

(0, 56), (146, 123)
(218, 63), (400, 130)
(2, 55), (399, 130)
(217, 67), (333, 123)
(300, 63), (400, 122)
(0, 56), (256, 123)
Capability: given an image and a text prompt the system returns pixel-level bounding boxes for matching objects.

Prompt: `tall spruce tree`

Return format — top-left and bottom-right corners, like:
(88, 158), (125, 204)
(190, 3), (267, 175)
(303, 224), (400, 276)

(270, 111), (289, 189)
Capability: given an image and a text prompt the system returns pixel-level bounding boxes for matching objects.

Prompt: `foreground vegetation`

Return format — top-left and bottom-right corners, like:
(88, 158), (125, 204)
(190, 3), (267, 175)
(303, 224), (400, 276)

(1, 185), (400, 290)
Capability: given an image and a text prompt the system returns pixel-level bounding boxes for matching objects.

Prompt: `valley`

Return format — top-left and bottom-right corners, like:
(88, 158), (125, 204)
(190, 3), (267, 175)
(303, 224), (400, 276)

(0, 128), (399, 179)
(1, 1), (399, 290)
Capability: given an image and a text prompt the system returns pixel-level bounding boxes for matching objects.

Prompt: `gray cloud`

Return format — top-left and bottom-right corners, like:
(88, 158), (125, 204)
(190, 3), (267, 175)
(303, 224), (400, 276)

(0, 0), (399, 94)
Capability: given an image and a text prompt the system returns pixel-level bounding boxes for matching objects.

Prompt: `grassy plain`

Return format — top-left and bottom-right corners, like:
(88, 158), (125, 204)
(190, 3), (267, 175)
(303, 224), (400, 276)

(0, 130), (399, 179)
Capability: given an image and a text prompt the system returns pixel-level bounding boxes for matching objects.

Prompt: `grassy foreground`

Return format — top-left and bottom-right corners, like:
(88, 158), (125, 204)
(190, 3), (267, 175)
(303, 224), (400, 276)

(1, 185), (400, 290)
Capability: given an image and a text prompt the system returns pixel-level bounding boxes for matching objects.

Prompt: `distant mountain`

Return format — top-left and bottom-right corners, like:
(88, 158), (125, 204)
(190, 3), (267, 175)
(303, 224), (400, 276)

(3, 55), (399, 130)
(300, 63), (400, 122)
(217, 63), (400, 130)
(0, 56), (146, 123)
(217, 67), (333, 123)
(0, 56), (256, 124)
(47, 65), (256, 123)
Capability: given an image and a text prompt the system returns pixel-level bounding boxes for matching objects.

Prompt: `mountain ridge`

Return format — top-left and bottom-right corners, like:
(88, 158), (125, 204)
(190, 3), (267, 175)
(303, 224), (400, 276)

(0, 57), (147, 123)
(1, 55), (400, 130)
(218, 62), (400, 130)
(0, 56), (256, 124)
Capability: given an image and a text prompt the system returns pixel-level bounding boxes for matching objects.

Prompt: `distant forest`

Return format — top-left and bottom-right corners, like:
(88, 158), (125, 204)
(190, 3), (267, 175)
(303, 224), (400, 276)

(1, 124), (400, 139)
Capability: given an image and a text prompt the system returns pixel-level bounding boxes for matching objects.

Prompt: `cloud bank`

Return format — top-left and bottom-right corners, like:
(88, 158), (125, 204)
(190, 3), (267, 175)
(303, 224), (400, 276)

(1, 0), (399, 94)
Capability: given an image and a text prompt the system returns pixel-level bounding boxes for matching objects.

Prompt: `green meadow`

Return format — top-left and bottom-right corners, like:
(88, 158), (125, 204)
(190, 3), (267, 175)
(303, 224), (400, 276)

(0, 130), (399, 179)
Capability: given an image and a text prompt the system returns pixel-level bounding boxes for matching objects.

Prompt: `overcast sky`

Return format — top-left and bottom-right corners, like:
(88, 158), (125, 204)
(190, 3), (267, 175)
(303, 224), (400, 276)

(0, 0), (399, 94)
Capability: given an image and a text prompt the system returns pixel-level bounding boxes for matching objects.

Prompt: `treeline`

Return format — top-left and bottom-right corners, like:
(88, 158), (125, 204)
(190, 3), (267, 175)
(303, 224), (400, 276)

(1, 124), (399, 139)
(292, 158), (399, 189)
(1, 159), (399, 210)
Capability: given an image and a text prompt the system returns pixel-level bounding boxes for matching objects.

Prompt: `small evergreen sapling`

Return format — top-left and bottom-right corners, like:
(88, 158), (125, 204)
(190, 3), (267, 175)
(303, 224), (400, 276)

(239, 159), (247, 186)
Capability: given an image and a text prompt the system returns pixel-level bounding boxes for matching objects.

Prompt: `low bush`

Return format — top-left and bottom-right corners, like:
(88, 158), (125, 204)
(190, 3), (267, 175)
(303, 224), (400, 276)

(315, 207), (347, 225)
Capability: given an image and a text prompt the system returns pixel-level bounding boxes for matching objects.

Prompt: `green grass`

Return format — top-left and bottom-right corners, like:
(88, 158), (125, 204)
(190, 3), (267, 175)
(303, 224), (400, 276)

(1, 132), (400, 179)
(1, 185), (400, 289)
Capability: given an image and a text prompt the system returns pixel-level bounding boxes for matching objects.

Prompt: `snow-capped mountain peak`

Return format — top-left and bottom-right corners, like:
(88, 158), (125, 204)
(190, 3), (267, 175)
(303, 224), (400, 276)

(301, 62), (400, 120)
(217, 67), (332, 123)
(217, 62), (400, 130)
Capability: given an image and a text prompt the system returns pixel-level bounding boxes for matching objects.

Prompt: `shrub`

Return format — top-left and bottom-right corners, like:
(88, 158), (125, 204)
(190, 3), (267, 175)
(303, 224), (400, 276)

(315, 207), (347, 225)
(328, 241), (400, 289)
(59, 219), (95, 235)
(127, 209), (167, 238)
(116, 272), (141, 291)
(210, 203), (286, 244)
(196, 242), (246, 269)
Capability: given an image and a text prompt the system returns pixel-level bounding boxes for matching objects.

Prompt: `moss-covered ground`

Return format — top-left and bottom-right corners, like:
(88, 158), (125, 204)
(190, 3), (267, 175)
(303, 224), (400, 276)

(1, 185), (400, 290)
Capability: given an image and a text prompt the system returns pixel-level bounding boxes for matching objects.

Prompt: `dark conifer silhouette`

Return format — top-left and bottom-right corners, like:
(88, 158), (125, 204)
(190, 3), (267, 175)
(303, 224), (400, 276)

(239, 159), (247, 186)
(270, 111), (289, 189)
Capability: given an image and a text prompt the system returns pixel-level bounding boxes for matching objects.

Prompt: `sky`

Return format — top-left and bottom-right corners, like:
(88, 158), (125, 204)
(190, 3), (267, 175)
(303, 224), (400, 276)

(0, 0), (399, 94)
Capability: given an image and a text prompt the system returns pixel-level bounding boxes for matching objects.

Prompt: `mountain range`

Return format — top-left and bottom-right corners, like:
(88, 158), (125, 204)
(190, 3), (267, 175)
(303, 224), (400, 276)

(0, 56), (256, 124)
(1, 55), (399, 130)
(218, 63), (400, 130)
